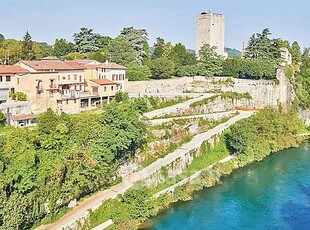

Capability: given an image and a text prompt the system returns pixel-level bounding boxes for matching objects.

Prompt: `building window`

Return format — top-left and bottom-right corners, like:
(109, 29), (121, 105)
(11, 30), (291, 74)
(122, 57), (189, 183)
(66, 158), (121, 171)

(68, 75), (70, 80)
(99, 74), (101, 79)
(112, 74), (115, 81)
(80, 85), (82, 91)
(74, 99), (77, 104)
(104, 75), (106, 79)
(6, 76), (11, 82)
(74, 75), (77, 81)
(11, 88), (15, 94)
(116, 74), (119, 81)
(66, 100), (68, 105)
(17, 78), (19, 84)
(79, 76), (82, 82)
(63, 76), (66, 80)
(92, 86), (99, 95)
(104, 86), (106, 92)
(50, 79), (54, 88)
(0, 76), (2, 82)
(111, 86), (114, 91)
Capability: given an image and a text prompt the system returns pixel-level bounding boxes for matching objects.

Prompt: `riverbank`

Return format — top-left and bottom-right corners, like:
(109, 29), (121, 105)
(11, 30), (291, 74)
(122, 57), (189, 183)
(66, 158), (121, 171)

(148, 141), (310, 229)
(85, 108), (309, 230)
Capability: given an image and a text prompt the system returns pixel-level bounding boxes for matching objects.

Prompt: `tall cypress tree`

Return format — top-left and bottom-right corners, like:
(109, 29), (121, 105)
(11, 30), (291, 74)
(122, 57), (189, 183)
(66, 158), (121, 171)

(291, 41), (302, 65)
(22, 31), (34, 60)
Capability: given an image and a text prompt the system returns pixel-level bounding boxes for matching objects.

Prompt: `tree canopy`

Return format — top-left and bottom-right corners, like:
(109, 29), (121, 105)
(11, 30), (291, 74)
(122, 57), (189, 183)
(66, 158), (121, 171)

(22, 31), (34, 60)
(53, 39), (74, 58)
(119, 27), (149, 65)
(291, 41), (302, 64)
(106, 37), (136, 66)
(197, 44), (223, 77)
(244, 28), (281, 63)
(0, 101), (146, 229)
(73, 28), (101, 53)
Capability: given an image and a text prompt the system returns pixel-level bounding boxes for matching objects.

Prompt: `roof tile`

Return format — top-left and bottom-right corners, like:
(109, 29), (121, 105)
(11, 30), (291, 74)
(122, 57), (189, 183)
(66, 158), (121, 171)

(0, 65), (29, 74)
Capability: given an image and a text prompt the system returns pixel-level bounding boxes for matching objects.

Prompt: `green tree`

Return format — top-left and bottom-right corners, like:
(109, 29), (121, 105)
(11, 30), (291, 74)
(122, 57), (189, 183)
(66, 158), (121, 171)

(197, 44), (223, 77)
(106, 37), (136, 65)
(66, 52), (85, 60)
(90, 102), (146, 163)
(87, 51), (107, 62)
(73, 28), (101, 53)
(302, 47), (310, 60)
(33, 42), (53, 59)
(151, 37), (165, 59)
(53, 39), (74, 58)
(295, 58), (310, 108)
(0, 111), (5, 127)
(119, 27), (149, 65)
(0, 39), (23, 64)
(0, 34), (4, 44)
(239, 59), (276, 79)
(22, 31), (34, 60)
(222, 57), (242, 77)
(122, 186), (155, 221)
(115, 92), (129, 103)
(142, 40), (151, 65)
(291, 41), (302, 65)
(98, 35), (112, 49)
(150, 57), (175, 79)
(126, 63), (151, 81)
(173, 43), (189, 65)
(244, 28), (281, 63)
(162, 42), (175, 60)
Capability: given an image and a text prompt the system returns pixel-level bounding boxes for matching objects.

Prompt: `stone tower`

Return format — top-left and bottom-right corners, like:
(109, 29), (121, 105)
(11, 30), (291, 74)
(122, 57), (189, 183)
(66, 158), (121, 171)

(195, 11), (227, 58)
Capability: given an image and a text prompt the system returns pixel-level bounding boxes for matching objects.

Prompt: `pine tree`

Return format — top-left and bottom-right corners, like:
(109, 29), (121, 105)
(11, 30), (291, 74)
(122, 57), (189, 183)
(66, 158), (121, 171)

(151, 37), (165, 59)
(22, 31), (34, 60)
(291, 41), (302, 65)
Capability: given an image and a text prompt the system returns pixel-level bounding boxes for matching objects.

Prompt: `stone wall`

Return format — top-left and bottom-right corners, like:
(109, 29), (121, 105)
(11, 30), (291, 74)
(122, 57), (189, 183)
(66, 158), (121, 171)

(144, 134), (220, 187)
(126, 70), (294, 110)
(300, 109), (310, 126)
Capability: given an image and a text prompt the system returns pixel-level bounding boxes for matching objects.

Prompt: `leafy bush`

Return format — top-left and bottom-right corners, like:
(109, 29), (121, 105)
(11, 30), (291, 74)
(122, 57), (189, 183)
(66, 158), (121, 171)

(126, 63), (152, 81)
(9, 92), (27, 101)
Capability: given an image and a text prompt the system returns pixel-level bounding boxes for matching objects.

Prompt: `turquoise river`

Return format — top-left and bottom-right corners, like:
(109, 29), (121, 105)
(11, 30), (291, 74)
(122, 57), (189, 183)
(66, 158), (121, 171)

(149, 142), (310, 230)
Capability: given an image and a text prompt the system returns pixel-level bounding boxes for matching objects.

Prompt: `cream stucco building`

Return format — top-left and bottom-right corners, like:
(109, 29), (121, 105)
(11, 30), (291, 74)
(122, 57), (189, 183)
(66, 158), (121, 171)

(12, 58), (126, 114)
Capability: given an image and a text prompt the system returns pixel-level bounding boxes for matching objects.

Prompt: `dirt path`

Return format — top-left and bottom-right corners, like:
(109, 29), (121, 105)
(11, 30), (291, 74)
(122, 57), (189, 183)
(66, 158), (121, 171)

(143, 94), (215, 119)
(37, 111), (253, 230)
(149, 111), (235, 126)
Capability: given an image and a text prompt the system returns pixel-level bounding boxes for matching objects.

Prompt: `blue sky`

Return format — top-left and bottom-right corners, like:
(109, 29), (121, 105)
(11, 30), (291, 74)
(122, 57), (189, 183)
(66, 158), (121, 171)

(1, 0), (309, 50)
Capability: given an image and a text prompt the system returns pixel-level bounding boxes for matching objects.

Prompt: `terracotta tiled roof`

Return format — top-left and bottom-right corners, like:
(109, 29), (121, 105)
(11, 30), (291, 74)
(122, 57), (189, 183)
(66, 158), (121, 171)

(71, 59), (99, 65)
(19, 60), (84, 71)
(64, 61), (86, 69)
(90, 79), (119, 85)
(0, 65), (29, 74)
(12, 114), (38, 121)
(85, 61), (126, 70)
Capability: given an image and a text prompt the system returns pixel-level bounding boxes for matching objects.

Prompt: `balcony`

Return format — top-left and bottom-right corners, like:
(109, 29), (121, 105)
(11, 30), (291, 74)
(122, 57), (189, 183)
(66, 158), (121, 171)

(36, 86), (44, 93)
(57, 90), (80, 100)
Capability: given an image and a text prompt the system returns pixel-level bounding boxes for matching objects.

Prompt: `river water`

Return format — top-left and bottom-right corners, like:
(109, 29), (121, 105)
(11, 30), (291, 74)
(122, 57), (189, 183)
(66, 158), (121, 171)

(149, 142), (310, 230)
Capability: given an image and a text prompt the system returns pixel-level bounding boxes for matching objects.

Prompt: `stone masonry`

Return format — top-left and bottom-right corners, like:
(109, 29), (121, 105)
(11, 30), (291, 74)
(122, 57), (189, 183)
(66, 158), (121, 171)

(126, 71), (295, 110)
(196, 11), (227, 58)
